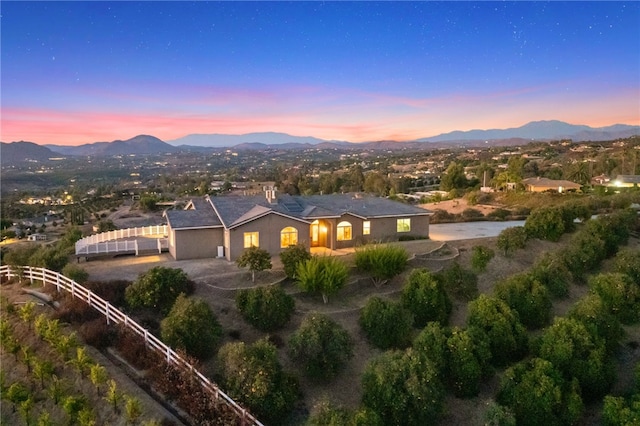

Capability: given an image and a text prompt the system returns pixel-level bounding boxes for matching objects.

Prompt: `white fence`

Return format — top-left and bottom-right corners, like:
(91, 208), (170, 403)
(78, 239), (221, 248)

(75, 225), (168, 256)
(0, 265), (262, 426)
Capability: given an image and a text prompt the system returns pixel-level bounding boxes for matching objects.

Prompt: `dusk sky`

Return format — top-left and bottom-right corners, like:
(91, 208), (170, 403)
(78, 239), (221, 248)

(2, 1), (639, 146)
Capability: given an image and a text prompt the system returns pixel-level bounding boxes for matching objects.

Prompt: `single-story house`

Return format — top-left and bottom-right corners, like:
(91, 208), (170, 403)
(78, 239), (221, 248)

(521, 177), (581, 193)
(164, 189), (432, 261)
(608, 175), (640, 188)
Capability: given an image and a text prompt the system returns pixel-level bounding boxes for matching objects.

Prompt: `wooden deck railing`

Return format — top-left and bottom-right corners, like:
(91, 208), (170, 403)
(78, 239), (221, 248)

(0, 265), (262, 426)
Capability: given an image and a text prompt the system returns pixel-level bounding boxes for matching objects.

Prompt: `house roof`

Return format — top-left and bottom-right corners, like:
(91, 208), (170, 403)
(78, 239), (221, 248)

(171, 193), (431, 231)
(522, 177), (581, 189)
(210, 194), (430, 228)
(164, 197), (222, 229)
(615, 175), (640, 184)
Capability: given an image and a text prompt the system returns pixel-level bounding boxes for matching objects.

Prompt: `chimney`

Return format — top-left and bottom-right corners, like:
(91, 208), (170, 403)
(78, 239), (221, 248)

(264, 185), (277, 204)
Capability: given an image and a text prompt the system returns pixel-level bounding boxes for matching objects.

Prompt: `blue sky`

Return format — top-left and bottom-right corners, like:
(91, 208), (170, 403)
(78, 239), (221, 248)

(2, 1), (638, 145)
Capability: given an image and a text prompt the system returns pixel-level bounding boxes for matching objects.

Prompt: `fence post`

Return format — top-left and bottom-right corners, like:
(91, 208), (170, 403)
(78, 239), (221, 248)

(106, 304), (110, 325)
(135, 240), (139, 256)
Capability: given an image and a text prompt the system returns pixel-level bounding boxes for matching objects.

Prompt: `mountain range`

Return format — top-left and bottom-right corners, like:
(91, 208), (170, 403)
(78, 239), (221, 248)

(2, 120), (638, 164)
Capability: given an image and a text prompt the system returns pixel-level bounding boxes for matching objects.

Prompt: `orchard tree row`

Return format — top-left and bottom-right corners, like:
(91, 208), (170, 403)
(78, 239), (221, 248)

(0, 300), (161, 425)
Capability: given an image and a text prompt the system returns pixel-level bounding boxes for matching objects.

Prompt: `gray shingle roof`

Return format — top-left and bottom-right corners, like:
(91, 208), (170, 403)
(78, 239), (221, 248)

(208, 192), (431, 229)
(165, 197), (222, 229)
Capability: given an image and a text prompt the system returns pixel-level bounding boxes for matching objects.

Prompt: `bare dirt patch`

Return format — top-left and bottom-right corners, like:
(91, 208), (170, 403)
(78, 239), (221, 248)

(420, 197), (500, 216)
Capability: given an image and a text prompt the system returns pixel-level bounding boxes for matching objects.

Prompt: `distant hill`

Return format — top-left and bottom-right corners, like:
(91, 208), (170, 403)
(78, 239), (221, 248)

(0, 141), (60, 165)
(46, 135), (178, 156)
(8, 120), (639, 157)
(419, 120), (640, 143)
(167, 132), (348, 148)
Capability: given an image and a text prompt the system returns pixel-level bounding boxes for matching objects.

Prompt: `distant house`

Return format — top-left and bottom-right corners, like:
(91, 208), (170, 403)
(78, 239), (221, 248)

(608, 175), (640, 188)
(591, 174), (610, 186)
(521, 177), (581, 193)
(164, 189), (432, 261)
(27, 234), (47, 241)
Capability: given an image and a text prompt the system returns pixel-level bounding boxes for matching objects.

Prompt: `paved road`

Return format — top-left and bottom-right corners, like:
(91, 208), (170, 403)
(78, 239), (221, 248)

(429, 220), (526, 241)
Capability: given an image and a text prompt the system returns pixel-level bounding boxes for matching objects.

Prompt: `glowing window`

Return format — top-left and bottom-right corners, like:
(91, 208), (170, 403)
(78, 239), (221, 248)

(243, 232), (259, 248)
(397, 218), (411, 233)
(280, 227), (298, 248)
(337, 221), (352, 241)
(363, 221), (371, 235)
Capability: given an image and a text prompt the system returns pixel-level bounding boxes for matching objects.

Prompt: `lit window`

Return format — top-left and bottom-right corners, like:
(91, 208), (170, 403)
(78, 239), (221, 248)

(337, 221), (352, 241)
(244, 232), (259, 248)
(280, 227), (298, 248)
(363, 221), (371, 235)
(397, 218), (411, 232)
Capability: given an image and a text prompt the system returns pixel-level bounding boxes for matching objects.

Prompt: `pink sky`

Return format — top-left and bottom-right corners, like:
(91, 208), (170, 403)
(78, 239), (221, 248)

(2, 84), (638, 146)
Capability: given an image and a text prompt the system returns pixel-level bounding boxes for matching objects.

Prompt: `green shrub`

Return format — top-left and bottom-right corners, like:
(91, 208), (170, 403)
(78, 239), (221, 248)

(497, 358), (583, 426)
(494, 273), (552, 329)
(218, 339), (299, 425)
(529, 252), (572, 298)
(496, 226), (527, 257)
(467, 295), (528, 366)
(430, 209), (456, 223)
(401, 269), (451, 327)
(537, 317), (615, 400)
(236, 246), (272, 283)
(589, 272), (640, 325)
(354, 244), (408, 287)
(471, 245), (495, 272)
(61, 264), (89, 284)
(360, 297), (413, 349)
(461, 208), (484, 221)
(560, 231), (606, 283)
(160, 294), (222, 360)
(524, 207), (566, 241)
(296, 256), (349, 304)
(279, 244), (311, 279)
(362, 349), (445, 425)
(412, 321), (448, 372)
(125, 266), (194, 315)
(235, 285), (295, 331)
(288, 313), (354, 381)
(445, 326), (492, 398)
(569, 294), (624, 354)
(435, 262), (478, 301)
(614, 247), (640, 284)
(486, 208), (511, 221)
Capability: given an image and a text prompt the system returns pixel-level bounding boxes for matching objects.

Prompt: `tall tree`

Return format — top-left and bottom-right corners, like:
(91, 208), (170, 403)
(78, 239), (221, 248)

(440, 161), (468, 191)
